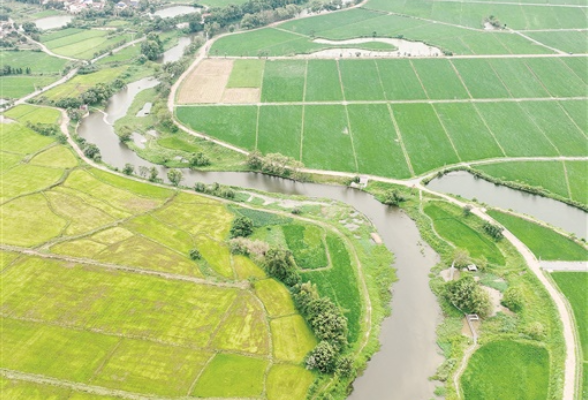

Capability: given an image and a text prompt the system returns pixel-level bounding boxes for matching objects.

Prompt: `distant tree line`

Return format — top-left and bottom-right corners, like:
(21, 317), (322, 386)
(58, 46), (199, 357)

(0, 66), (31, 76)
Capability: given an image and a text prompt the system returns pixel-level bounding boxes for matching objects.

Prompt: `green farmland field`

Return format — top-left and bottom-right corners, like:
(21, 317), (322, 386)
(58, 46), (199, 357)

(41, 66), (127, 100)
(40, 28), (134, 60)
(461, 341), (550, 400)
(488, 210), (588, 261)
(0, 116), (326, 400)
(0, 76), (57, 99)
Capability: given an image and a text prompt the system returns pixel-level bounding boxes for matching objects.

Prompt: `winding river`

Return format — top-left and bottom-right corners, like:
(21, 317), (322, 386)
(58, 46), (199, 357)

(77, 77), (586, 399)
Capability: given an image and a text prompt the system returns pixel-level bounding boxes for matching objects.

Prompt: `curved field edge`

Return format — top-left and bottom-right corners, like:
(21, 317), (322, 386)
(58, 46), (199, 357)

(365, 182), (566, 400)
(0, 108), (397, 400)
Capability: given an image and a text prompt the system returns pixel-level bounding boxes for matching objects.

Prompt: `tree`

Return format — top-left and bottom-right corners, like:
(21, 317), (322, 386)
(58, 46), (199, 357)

(483, 222), (504, 241)
(190, 152), (210, 167)
(189, 248), (202, 260)
(138, 166), (150, 178)
(502, 286), (524, 312)
(264, 247), (300, 287)
(247, 150), (263, 170)
(230, 216), (253, 238)
(83, 143), (101, 161)
(123, 163), (134, 175)
(382, 189), (406, 206)
(167, 168), (183, 186)
(452, 248), (470, 268)
(141, 34), (163, 61)
(119, 126), (132, 142)
(306, 341), (337, 373)
(462, 205), (472, 217)
(445, 275), (491, 317)
(148, 166), (159, 182)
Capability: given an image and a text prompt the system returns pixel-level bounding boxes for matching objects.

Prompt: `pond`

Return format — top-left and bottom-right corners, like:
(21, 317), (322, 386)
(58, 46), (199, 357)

(153, 6), (198, 18)
(34, 15), (73, 30)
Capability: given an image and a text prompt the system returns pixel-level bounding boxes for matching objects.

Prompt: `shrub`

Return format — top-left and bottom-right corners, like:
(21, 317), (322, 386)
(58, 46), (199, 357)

(306, 341), (337, 373)
(445, 275), (492, 317)
(230, 216), (253, 238)
(189, 248), (202, 260)
(501, 286), (524, 312)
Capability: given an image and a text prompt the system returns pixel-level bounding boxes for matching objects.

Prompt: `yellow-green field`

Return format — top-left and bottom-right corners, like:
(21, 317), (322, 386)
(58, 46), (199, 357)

(0, 106), (318, 399)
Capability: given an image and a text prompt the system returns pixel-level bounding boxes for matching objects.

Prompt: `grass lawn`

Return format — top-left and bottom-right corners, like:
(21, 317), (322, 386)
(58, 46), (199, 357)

(301, 105), (356, 173)
(176, 105), (257, 150)
(0, 50), (68, 74)
(434, 103), (504, 161)
(254, 278), (297, 317)
(270, 315), (317, 363)
(425, 202), (505, 265)
(392, 103), (460, 175)
(551, 273), (587, 381)
(461, 341), (550, 400)
(257, 105), (302, 159)
(487, 210), (587, 261)
(4, 104), (61, 125)
(0, 75), (57, 98)
(266, 364), (315, 400)
(42, 66), (127, 100)
(191, 353), (267, 397)
(227, 59), (265, 88)
(261, 59), (306, 102)
(476, 161), (570, 200)
(304, 59), (344, 102)
(347, 103), (411, 178)
(282, 223), (328, 269)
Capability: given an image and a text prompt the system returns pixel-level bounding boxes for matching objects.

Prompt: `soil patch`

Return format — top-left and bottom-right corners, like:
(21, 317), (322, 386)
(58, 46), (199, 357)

(221, 88), (261, 104)
(177, 59), (234, 104)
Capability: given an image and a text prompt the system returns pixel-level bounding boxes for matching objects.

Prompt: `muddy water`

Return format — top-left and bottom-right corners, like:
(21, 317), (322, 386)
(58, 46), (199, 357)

(153, 6), (198, 18)
(78, 80), (444, 400)
(162, 36), (191, 63)
(34, 15), (73, 30)
(428, 171), (588, 239)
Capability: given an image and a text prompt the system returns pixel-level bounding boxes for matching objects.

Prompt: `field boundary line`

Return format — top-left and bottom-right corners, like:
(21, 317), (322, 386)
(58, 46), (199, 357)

(89, 338), (123, 383)
(561, 161), (574, 201)
(469, 104), (508, 157)
(486, 60), (516, 97)
(254, 105), (260, 151)
(517, 103), (563, 156)
(431, 104), (463, 163)
(206, 291), (243, 348)
(299, 60), (309, 160)
(408, 60), (431, 100)
(427, 0), (588, 6)
(336, 59), (359, 173)
(448, 60), (474, 99)
(556, 102), (588, 140)
(0, 243), (248, 289)
(558, 58), (588, 86)
(522, 60), (555, 97)
(187, 352), (217, 396)
(510, 29), (567, 55)
(386, 103), (415, 177)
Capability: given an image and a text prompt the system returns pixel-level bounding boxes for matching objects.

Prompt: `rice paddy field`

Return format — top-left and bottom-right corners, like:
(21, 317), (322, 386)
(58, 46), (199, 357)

(40, 28), (135, 60)
(0, 110), (333, 399)
(0, 106), (389, 400)
(176, 56), (587, 179)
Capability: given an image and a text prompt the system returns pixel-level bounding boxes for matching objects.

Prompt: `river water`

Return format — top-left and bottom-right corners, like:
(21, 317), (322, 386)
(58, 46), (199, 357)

(428, 171), (588, 240)
(152, 6), (198, 18)
(77, 78), (445, 399)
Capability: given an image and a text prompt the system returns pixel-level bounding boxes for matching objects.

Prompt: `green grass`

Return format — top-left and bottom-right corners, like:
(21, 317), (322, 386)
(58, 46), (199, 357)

(282, 223), (328, 269)
(0, 50), (68, 74)
(42, 66), (127, 100)
(339, 60), (386, 101)
(461, 341), (550, 400)
(560, 100), (588, 134)
(392, 103), (460, 175)
(96, 44), (141, 65)
(301, 105), (356, 173)
(552, 273), (587, 359)
(233, 207), (292, 227)
(280, 8), (384, 36)
(4, 104), (62, 125)
(191, 353), (268, 397)
(0, 75), (57, 98)
(254, 278), (297, 317)
(411, 59), (470, 100)
(376, 59), (428, 100)
(487, 210), (587, 261)
(347, 103), (411, 178)
(302, 233), (362, 344)
(565, 161), (588, 204)
(476, 161), (571, 200)
(266, 364), (315, 400)
(425, 202), (505, 265)
(257, 105), (302, 159)
(270, 315), (317, 363)
(474, 102), (559, 157)
(92, 339), (213, 396)
(434, 103), (504, 161)
(525, 58), (587, 98)
(0, 122), (55, 154)
(304, 60), (344, 102)
(261, 60), (306, 102)
(176, 105), (257, 150)
(227, 59), (265, 88)
(451, 59), (511, 99)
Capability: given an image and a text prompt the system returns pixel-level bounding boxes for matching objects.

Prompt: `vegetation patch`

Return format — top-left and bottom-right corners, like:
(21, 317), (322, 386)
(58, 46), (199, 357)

(266, 364), (315, 400)
(270, 315), (317, 363)
(461, 341), (550, 400)
(282, 223), (328, 269)
(488, 210), (587, 261)
(551, 272), (587, 358)
(254, 278), (296, 317)
(227, 59), (265, 88)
